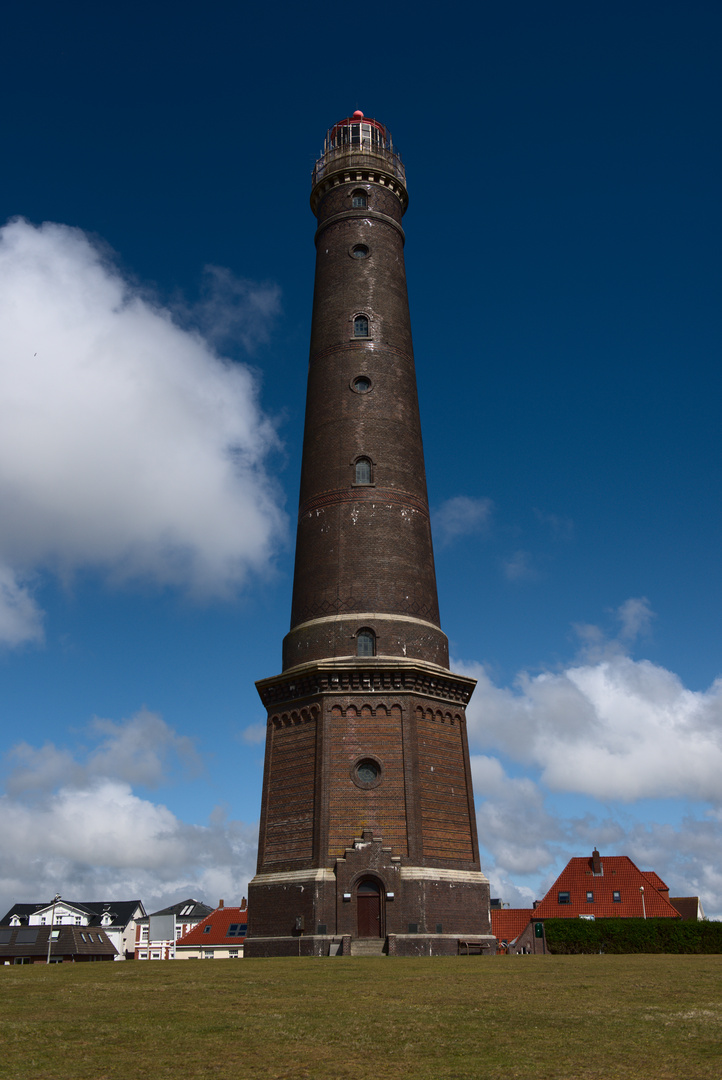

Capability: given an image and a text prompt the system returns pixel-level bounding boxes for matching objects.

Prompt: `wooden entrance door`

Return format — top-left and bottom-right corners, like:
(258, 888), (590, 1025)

(357, 880), (382, 938)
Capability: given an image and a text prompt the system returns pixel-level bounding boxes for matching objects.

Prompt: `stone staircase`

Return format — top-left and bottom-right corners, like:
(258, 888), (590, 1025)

(349, 938), (386, 957)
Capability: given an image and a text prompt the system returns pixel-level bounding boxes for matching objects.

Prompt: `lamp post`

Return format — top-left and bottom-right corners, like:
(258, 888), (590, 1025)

(640, 886), (646, 920)
(46, 894), (61, 964)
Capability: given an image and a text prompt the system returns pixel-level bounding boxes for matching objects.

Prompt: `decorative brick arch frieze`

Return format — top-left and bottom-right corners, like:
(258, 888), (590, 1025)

(330, 701), (403, 719)
(415, 705), (460, 726)
(270, 704), (319, 730)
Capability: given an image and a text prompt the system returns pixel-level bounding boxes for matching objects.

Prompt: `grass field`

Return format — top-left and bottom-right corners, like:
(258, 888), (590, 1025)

(1, 954), (721, 1079)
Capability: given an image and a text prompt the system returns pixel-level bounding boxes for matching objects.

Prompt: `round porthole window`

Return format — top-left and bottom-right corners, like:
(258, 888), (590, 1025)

(351, 757), (383, 789)
(350, 244), (369, 259)
(351, 375), (372, 394)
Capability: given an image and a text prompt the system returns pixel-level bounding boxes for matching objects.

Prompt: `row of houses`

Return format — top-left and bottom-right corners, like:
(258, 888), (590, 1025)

(0, 849), (705, 963)
(491, 848), (705, 954)
(0, 897), (248, 964)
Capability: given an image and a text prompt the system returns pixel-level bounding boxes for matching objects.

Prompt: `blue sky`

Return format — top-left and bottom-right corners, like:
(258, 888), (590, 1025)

(1, 1), (720, 919)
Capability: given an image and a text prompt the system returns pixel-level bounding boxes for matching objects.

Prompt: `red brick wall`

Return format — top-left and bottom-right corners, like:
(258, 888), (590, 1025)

(417, 709), (474, 861)
(261, 714), (317, 865)
(327, 701), (407, 858)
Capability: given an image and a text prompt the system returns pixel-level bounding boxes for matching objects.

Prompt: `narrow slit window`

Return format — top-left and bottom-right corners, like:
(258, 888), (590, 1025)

(353, 315), (369, 337)
(357, 630), (375, 657)
(355, 458), (372, 484)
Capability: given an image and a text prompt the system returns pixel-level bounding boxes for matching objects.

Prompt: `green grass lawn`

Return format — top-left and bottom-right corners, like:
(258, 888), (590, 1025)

(1, 955), (721, 1079)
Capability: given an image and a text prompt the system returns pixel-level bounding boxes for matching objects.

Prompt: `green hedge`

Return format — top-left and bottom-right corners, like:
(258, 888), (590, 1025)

(543, 918), (722, 954)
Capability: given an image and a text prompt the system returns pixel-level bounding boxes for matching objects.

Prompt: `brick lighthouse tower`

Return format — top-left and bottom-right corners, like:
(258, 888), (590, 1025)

(244, 111), (493, 957)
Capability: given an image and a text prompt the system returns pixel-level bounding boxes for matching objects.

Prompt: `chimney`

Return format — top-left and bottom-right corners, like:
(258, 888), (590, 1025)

(591, 849), (602, 875)
(218, 899), (224, 908)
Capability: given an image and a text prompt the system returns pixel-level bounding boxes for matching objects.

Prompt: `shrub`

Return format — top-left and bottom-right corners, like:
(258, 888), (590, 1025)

(544, 918), (722, 954)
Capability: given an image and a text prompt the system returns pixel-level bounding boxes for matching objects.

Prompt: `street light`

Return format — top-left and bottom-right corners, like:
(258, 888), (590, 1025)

(639, 885), (646, 920)
(46, 894), (62, 964)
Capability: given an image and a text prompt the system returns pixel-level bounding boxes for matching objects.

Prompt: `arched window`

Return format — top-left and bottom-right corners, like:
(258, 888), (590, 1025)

(353, 314), (369, 337)
(355, 457), (372, 484)
(357, 629), (376, 657)
(352, 190), (367, 209)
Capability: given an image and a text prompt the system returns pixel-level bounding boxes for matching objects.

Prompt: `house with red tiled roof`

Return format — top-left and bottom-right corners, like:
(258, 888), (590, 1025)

(493, 849), (684, 954)
(175, 900), (248, 960)
(490, 908), (534, 953)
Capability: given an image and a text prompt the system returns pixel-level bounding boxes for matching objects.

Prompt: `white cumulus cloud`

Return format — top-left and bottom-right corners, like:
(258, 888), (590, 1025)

(457, 599), (722, 917)
(0, 218), (287, 645)
(433, 495), (493, 545)
(0, 712), (257, 916)
(462, 655), (722, 802)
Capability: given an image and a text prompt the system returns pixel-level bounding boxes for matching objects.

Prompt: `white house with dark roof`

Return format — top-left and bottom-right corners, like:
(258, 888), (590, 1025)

(2, 899), (146, 960)
(134, 898), (214, 959)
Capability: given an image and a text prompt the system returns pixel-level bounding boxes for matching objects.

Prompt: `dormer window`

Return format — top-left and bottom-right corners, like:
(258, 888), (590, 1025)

(354, 457), (372, 484)
(352, 190), (367, 209)
(357, 629), (376, 657)
(353, 314), (369, 337)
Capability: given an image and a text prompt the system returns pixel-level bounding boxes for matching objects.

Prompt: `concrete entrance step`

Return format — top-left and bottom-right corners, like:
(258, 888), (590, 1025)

(350, 938), (386, 956)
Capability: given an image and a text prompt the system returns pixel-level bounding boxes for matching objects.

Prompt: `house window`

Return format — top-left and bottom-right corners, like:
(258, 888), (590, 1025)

(558, 892), (571, 905)
(357, 629), (376, 657)
(355, 457), (372, 484)
(75, 917), (82, 925)
(353, 315), (369, 337)
(141, 927), (149, 941)
(176, 927), (182, 938)
(228, 949), (239, 959)
(204, 950), (215, 959)
(151, 951), (161, 959)
(203, 925), (212, 933)
(139, 951), (148, 959)
(352, 190), (367, 209)
(586, 892), (594, 903)
(613, 890), (621, 903)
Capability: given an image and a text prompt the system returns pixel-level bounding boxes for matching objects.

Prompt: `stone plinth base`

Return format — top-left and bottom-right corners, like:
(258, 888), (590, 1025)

(244, 935), (344, 958)
(387, 934), (497, 957)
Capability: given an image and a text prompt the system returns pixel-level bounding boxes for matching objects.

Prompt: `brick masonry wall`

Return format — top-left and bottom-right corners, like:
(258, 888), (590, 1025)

(288, 169), (444, 667)
(260, 714), (317, 866)
(416, 709), (475, 861)
(327, 702), (408, 857)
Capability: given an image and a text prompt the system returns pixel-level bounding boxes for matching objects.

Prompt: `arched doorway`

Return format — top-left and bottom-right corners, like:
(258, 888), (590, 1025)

(356, 879), (383, 938)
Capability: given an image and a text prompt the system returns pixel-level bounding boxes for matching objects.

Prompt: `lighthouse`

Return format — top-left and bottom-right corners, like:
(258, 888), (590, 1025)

(244, 112), (493, 957)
